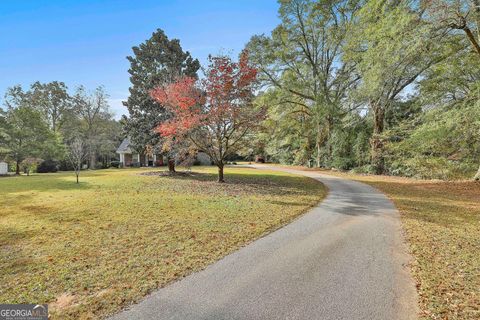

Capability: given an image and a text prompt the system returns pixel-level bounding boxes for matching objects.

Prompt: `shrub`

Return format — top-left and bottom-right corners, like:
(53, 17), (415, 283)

(110, 161), (121, 168)
(21, 158), (42, 175)
(37, 159), (59, 173)
(389, 156), (476, 180)
(255, 155), (265, 163)
(331, 157), (355, 171)
(384, 103), (480, 180)
(132, 162), (141, 168)
(95, 163), (106, 170)
(8, 162), (16, 173)
(351, 164), (376, 175)
(58, 160), (74, 171)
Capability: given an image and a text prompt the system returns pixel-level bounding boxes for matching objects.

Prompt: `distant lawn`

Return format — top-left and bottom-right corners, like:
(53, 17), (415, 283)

(0, 167), (326, 319)
(281, 165), (479, 320)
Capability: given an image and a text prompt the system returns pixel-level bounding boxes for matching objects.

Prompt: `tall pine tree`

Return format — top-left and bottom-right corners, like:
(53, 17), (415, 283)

(122, 29), (200, 167)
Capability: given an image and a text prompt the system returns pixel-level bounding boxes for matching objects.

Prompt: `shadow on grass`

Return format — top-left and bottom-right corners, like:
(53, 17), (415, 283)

(0, 173), (92, 195)
(153, 170), (321, 197)
(267, 200), (314, 207)
(155, 170), (309, 184)
(365, 180), (480, 227)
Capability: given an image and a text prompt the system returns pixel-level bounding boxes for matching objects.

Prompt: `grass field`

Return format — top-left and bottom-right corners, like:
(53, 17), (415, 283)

(0, 167), (326, 319)
(356, 176), (479, 320)
(291, 167), (479, 320)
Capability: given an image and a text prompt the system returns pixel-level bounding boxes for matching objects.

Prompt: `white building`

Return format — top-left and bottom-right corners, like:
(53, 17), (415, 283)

(116, 137), (212, 167)
(116, 137), (163, 167)
(0, 161), (8, 175)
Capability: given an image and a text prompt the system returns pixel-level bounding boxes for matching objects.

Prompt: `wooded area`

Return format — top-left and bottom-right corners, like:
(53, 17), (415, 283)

(246, 0), (480, 180)
(0, 83), (121, 175)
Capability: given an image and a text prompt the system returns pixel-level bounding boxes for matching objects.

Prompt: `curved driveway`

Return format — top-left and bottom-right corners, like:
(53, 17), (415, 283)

(110, 166), (418, 320)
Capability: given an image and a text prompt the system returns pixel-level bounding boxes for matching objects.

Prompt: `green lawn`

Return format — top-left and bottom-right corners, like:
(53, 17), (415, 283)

(0, 167), (326, 319)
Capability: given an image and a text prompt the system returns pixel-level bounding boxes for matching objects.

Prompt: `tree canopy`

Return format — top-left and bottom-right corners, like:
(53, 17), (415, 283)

(151, 53), (261, 182)
(245, 0), (480, 180)
(122, 28), (200, 159)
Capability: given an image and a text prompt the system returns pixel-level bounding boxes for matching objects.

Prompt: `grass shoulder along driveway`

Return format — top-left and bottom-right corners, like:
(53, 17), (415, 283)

(0, 167), (326, 319)
(357, 176), (479, 320)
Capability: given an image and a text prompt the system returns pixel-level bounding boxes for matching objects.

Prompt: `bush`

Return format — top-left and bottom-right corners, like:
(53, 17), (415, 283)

(350, 164), (376, 175)
(21, 158), (42, 175)
(384, 103), (480, 180)
(132, 162), (141, 168)
(58, 160), (74, 171)
(8, 163), (16, 173)
(110, 161), (121, 168)
(389, 156), (476, 180)
(331, 157), (355, 171)
(95, 163), (106, 169)
(255, 155), (265, 163)
(37, 159), (59, 173)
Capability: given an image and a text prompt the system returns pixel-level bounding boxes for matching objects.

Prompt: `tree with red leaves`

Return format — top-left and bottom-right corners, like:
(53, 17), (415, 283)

(151, 52), (262, 182)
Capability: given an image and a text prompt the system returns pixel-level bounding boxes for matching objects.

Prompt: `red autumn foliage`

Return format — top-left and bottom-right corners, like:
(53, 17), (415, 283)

(150, 51), (262, 182)
(151, 77), (204, 136)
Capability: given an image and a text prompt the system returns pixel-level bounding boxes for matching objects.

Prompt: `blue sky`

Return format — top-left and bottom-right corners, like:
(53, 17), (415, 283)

(0, 0), (279, 118)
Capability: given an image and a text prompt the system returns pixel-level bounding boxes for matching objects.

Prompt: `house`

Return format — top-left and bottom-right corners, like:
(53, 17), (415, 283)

(116, 138), (212, 167)
(0, 161), (7, 175)
(116, 137), (163, 167)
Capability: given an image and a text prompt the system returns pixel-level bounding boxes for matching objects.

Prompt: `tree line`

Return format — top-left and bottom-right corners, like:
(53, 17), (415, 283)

(245, 0), (480, 180)
(0, 28), (260, 184)
(99, 0), (480, 182)
(0, 82), (121, 176)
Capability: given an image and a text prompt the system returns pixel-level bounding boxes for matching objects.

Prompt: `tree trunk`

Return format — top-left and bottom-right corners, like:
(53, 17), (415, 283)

(463, 26), (480, 57)
(89, 151), (96, 169)
(316, 122), (321, 167)
(316, 140), (321, 167)
(371, 104), (385, 175)
(326, 116), (334, 167)
(76, 159), (81, 183)
(168, 157), (176, 173)
(217, 162), (225, 183)
(15, 159), (20, 175)
(474, 164), (480, 181)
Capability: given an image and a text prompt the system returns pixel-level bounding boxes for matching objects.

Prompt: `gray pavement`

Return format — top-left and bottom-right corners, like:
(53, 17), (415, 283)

(110, 166), (418, 320)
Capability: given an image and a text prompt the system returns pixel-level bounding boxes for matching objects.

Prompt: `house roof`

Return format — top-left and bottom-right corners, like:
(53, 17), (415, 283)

(116, 137), (132, 154)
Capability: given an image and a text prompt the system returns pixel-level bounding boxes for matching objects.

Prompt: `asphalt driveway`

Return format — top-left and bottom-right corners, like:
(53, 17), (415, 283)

(110, 166), (418, 320)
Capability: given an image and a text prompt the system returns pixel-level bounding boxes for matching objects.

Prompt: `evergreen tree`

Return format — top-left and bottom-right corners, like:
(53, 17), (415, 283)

(122, 29), (200, 168)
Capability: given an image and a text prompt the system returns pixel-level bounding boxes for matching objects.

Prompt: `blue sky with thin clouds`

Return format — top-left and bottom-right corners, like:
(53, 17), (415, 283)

(0, 0), (279, 118)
